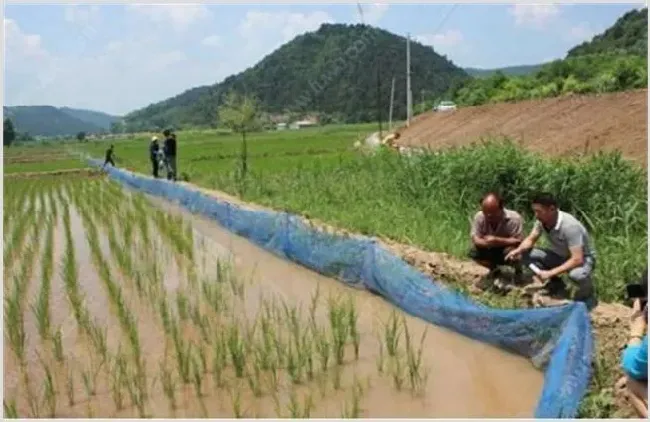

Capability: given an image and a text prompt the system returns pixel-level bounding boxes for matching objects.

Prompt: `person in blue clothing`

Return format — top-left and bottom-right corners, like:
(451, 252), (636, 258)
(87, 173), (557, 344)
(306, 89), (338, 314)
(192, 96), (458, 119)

(619, 270), (648, 418)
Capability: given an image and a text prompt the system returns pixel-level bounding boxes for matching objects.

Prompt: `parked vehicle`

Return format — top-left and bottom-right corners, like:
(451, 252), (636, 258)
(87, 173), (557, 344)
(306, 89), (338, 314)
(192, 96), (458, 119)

(434, 101), (457, 112)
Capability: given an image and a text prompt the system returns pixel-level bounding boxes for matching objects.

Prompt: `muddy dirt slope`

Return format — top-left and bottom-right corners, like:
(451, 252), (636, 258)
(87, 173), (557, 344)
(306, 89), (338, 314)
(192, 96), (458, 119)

(397, 89), (648, 167)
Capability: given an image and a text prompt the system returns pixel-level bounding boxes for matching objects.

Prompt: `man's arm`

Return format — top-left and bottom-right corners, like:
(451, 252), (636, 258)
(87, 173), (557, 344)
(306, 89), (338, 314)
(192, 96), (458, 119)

(505, 224), (541, 260)
(545, 225), (585, 278)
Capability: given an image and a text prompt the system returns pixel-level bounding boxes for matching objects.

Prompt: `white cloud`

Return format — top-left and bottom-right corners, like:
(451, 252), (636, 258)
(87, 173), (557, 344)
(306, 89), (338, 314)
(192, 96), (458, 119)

(126, 4), (211, 33)
(358, 3), (389, 25)
(201, 35), (222, 47)
(565, 23), (597, 42)
(239, 10), (334, 45)
(416, 29), (464, 48)
(508, 4), (560, 29)
(64, 5), (100, 28)
(4, 18), (48, 59)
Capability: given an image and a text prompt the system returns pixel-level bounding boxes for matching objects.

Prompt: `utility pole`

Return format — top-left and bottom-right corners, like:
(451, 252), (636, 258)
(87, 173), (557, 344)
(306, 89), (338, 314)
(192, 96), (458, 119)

(388, 76), (395, 131)
(421, 89), (425, 114)
(376, 58), (383, 140)
(406, 33), (411, 125)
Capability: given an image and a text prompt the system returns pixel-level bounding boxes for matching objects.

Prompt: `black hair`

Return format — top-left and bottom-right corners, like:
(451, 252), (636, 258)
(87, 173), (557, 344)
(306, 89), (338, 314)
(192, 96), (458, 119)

(163, 129), (171, 137)
(480, 192), (504, 209)
(531, 192), (557, 208)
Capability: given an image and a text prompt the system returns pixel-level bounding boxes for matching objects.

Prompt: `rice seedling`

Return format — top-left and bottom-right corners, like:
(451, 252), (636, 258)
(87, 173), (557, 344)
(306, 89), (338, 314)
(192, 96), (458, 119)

(403, 318), (429, 395)
(65, 368), (75, 407)
(227, 323), (247, 378)
(3, 399), (18, 419)
(341, 375), (365, 418)
(230, 385), (244, 418)
(212, 330), (228, 388)
(159, 360), (178, 412)
(347, 296), (360, 360)
(383, 309), (402, 358)
(328, 296), (350, 365)
(40, 360), (57, 417)
(31, 218), (55, 340)
(191, 352), (205, 398)
(171, 322), (192, 384)
(246, 360), (263, 398)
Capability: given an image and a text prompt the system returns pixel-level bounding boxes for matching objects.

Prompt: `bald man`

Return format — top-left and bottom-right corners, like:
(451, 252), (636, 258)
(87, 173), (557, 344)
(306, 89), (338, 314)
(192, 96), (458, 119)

(469, 192), (525, 281)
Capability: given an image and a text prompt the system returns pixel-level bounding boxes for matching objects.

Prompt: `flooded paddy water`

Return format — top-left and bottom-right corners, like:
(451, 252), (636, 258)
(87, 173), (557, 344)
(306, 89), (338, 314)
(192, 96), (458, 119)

(3, 175), (544, 418)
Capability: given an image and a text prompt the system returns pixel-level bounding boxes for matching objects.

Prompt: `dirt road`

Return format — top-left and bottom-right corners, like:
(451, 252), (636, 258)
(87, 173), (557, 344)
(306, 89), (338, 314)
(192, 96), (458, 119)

(396, 89), (648, 168)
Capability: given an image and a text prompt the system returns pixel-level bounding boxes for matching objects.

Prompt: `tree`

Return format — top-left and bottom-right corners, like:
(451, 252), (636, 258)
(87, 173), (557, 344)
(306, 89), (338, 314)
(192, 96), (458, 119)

(76, 131), (86, 142)
(217, 92), (261, 191)
(4, 118), (16, 146)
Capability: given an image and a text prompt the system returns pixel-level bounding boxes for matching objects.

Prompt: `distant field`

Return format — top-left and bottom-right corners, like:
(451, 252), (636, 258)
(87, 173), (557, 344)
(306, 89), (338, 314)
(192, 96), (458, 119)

(4, 144), (88, 174)
(77, 123), (380, 184)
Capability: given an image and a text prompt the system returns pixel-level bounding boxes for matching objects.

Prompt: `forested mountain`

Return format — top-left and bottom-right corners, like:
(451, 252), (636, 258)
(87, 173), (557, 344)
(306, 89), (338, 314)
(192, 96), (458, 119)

(3, 105), (120, 137)
(448, 7), (647, 106)
(124, 23), (470, 131)
(3, 106), (104, 137)
(59, 107), (120, 131)
(567, 7), (647, 58)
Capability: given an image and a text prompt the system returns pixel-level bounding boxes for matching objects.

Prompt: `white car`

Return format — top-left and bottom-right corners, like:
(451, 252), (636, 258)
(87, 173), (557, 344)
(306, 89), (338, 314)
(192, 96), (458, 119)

(434, 101), (457, 112)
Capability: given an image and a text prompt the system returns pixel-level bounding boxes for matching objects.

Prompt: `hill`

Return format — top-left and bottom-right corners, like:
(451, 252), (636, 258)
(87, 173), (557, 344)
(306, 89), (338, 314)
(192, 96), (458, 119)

(3, 106), (104, 137)
(464, 64), (544, 78)
(59, 107), (120, 131)
(567, 7), (647, 58)
(124, 23), (470, 131)
(447, 7), (647, 107)
(397, 89), (648, 167)
(3, 105), (120, 137)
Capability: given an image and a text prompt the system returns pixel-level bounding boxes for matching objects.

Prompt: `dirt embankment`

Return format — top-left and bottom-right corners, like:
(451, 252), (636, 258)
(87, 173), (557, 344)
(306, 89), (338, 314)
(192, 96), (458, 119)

(397, 89), (648, 168)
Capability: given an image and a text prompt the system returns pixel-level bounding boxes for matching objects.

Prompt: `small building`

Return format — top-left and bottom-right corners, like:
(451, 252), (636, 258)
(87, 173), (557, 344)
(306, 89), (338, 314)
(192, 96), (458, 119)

(276, 123), (287, 131)
(289, 120), (318, 130)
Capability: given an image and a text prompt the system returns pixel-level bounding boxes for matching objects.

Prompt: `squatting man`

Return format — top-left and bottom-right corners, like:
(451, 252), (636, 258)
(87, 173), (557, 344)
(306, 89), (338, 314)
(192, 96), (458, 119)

(469, 192), (597, 307)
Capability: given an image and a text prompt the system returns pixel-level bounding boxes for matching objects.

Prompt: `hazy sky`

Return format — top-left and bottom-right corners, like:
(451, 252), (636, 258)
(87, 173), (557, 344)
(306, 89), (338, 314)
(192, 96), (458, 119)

(4, 3), (643, 115)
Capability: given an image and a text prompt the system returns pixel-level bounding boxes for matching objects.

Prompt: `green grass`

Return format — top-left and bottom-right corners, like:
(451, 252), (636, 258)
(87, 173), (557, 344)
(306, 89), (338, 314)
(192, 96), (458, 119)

(76, 126), (647, 303)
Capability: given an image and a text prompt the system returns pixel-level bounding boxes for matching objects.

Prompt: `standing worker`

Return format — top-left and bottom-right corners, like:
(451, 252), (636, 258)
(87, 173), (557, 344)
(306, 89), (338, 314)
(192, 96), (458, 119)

(150, 136), (160, 178)
(163, 130), (177, 181)
(103, 144), (116, 169)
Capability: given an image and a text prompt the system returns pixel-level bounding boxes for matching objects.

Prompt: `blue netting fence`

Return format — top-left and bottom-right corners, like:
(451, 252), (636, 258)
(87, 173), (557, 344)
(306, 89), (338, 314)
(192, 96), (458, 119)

(90, 160), (593, 418)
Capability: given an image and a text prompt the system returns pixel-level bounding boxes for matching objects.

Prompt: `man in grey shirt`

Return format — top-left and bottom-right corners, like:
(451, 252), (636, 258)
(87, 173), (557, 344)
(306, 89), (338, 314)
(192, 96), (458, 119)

(506, 192), (596, 304)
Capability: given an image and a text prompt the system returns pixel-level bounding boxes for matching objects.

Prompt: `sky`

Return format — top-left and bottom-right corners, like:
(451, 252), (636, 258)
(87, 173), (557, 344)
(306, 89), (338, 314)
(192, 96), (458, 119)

(3, 2), (644, 116)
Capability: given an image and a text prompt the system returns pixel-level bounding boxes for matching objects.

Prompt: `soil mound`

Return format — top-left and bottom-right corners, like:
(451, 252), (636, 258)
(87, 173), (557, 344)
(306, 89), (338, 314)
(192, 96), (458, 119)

(397, 89), (648, 167)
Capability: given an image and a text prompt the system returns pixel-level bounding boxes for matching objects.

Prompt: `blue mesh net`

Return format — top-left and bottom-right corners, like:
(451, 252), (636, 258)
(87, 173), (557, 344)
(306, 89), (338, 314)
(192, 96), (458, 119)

(92, 160), (594, 418)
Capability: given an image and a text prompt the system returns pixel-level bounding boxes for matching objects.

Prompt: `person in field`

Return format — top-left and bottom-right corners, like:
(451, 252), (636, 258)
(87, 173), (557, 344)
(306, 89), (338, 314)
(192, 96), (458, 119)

(103, 144), (116, 169)
(469, 192), (524, 290)
(150, 136), (160, 178)
(505, 192), (597, 307)
(162, 130), (177, 181)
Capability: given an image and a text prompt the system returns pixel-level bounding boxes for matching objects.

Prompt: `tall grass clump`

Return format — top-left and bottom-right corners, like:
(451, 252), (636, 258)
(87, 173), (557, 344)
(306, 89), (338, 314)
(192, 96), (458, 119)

(211, 139), (646, 303)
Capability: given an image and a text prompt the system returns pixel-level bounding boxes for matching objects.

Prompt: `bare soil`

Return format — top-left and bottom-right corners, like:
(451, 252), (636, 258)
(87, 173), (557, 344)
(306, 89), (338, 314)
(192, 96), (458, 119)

(396, 90), (648, 168)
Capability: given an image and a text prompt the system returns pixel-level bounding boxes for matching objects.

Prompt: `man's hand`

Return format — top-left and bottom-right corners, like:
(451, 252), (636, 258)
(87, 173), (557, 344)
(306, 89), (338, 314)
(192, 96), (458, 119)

(536, 269), (553, 281)
(483, 235), (496, 245)
(505, 248), (522, 262)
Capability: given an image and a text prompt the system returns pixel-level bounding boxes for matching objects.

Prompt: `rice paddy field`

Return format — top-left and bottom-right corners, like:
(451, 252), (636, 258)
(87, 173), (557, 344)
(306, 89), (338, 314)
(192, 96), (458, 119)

(2, 172), (544, 418)
(3, 145), (88, 174)
(4, 122), (648, 418)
